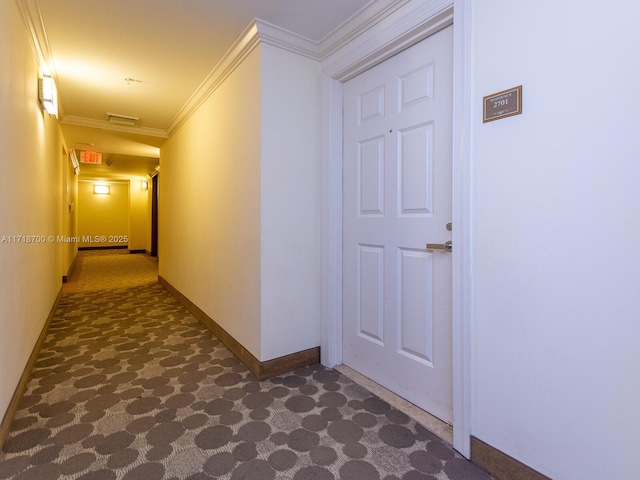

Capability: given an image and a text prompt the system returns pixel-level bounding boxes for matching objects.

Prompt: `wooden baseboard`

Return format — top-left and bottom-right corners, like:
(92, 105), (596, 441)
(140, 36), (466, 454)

(0, 287), (62, 452)
(78, 246), (127, 251)
(158, 276), (320, 380)
(129, 249), (146, 254)
(62, 252), (79, 283)
(471, 436), (551, 480)
(255, 347), (321, 380)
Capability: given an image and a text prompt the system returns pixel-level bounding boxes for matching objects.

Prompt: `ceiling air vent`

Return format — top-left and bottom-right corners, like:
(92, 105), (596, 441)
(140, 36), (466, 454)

(107, 112), (139, 126)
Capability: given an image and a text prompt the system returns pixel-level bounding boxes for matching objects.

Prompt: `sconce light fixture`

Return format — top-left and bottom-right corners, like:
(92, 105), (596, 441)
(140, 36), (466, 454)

(94, 185), (110, 195)
(142, 179), (148, 191)
(38, 74), (58, 118)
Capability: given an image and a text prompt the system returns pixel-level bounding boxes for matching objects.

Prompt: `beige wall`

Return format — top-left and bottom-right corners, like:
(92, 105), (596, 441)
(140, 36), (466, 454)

(160, 46), (263, 357)
(75, 177), (150, 252)
(0, 1), (65, 423)
(160, 40), (323, 363)
(77, 181), (129, 248)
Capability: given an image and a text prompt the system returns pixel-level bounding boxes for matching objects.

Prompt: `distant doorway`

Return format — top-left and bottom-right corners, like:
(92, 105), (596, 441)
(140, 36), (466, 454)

(151, 173), (159, 257)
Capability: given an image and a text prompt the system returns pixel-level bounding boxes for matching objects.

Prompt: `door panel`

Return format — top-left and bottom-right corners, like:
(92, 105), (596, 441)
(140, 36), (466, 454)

(357, 244), (385, 345)
(398, 248), (434, 365)
(343, 26), (453, 423)
(358, 137), (385, 216)
(399, 123), (433, 215)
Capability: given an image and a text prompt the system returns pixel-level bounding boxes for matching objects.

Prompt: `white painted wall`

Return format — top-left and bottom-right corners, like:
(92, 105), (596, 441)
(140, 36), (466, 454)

(160, 46), (263, 357)
(260, 45), (322, 361)
(0, 1), (65, 422)
(470, 1), (640, 478)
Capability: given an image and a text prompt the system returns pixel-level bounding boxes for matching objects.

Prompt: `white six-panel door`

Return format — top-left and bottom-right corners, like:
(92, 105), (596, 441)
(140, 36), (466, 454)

(342, 26), (453, 423)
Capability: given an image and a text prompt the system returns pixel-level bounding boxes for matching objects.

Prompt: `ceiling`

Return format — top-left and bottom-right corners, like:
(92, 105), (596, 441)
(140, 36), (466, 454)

(19, 0), (377, 178)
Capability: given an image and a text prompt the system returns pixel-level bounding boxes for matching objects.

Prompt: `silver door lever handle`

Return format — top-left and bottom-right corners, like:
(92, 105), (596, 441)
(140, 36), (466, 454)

(426, 240), (452, 252)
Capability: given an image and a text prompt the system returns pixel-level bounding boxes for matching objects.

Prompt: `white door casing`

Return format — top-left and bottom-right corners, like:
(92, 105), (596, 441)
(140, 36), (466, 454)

(320, 0), (472, 457)
(342, 26), (453, 423)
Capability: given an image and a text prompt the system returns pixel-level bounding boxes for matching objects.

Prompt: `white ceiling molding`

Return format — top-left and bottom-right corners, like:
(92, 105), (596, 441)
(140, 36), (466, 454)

(166, 21), (262, 136)
(62, 116), (169, 139)
(165, 3), (416, 137)
(322, 0), (454, 82)
(16, 0), (445, 142)
(318, 0), (412, 60)
(16, 0), (52, 70)
(15, 0), (45, 66)
(166, 18), (325, 136)
(254, 19), (321, 61)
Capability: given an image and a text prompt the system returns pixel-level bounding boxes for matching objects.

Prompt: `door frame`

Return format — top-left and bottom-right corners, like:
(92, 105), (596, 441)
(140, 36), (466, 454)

(150, 172), (159, 257)
(320, 0), (473, 457)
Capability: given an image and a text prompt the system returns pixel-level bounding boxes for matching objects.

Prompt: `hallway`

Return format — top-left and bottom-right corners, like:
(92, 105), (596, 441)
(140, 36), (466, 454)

(0, 251), (491, 480)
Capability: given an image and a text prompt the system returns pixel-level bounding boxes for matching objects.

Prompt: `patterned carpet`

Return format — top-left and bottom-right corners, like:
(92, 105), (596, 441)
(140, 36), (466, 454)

(63, 250), (158, 293)
(0, 251), (492, 480)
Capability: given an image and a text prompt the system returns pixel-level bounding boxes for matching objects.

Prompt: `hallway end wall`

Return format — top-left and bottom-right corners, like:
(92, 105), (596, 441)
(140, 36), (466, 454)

(74, 178), (149, 252)
(77, 181), (129, 248)
(0, 1), (65, 426)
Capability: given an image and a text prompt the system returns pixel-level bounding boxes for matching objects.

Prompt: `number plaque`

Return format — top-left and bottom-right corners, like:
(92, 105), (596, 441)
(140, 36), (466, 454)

(483, 85), (522, 123)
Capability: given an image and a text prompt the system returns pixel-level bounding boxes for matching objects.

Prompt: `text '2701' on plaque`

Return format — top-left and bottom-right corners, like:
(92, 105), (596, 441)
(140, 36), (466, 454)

(483, 85), (522, 123)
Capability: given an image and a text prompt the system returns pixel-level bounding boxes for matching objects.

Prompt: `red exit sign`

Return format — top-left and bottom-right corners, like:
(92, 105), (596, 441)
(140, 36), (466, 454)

(80, 151), (102, 164)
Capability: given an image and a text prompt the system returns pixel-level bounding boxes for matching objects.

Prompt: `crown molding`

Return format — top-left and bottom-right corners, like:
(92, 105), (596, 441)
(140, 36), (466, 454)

(61, 116), (169, 139)
(318, 0), (411, 60)
(166, 21), (262, 136)
(15, 0), (48, 69)
(254, 19), (321, 61)
(322, 0), (454, 81)
(167, 1), (435, 137)
(17, 0), (445, 141)
(166, 18), (324, 137)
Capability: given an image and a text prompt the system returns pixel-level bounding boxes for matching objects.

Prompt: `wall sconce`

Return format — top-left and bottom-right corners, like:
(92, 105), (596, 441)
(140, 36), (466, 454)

(94, 185), (110, 195)
(141, 179), (148, 191)
(70, 149), (80, 176)
(38, 74), (58, 118)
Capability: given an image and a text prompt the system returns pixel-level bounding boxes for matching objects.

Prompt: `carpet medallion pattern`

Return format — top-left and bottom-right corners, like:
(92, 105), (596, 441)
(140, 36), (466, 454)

(0, 255), (491, 480)
(63, 250), (158, 293)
